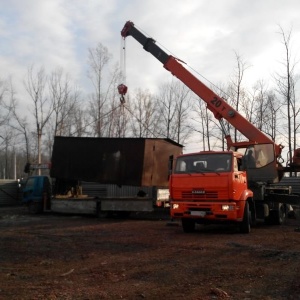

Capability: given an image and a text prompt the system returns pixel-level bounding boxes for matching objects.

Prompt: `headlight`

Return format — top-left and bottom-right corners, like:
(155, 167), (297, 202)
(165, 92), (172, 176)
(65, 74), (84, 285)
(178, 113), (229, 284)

(222, 205), (235, 211)
(172, 203), (179, 209)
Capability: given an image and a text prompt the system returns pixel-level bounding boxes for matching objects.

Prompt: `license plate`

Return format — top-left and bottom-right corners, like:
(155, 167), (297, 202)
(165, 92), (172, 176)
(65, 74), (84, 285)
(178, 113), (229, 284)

(190, 211), (206, 217)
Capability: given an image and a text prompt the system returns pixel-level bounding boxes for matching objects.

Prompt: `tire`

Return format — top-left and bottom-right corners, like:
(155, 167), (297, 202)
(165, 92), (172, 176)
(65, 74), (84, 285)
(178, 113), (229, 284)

(239, 201), (251, 234)
(182, 218), (196, 233)
(265, 204), (286, 225)
(271, 204), (286, 225)
(249, 200), (256, 226)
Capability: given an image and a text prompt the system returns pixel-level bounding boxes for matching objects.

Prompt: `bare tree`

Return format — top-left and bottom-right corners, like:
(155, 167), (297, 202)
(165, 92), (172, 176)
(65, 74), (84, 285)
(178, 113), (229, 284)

(156, 81), (177, 139)
(24, 65), (54, 173)
(172, 82), (193, 144)
(9, 84), (31, 163)
(273, 25), (299, 165)
(228, 51), (251, 142)
(265, 91), (281, 141)
(291, 76), (300, 151)
(48, 68), (80, 137)
(130, 88), (158, 138)
(69, 103), (89, 137)
(156, 80), (192, 144)
(0, 78), (28, 178)
(87, 42), (114, 137)
(0, 128), (14, 179)
(191, 99), (212, 151)
(242, 80), (271, 134)
(0, 78), (12, 129)
(247, 80), (283, 143)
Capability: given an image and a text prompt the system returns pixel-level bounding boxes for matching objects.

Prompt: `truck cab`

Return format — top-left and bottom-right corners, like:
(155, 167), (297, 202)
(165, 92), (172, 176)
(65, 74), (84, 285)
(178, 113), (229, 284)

(169, 151), (254, 233)
(22, 176), (51, 213)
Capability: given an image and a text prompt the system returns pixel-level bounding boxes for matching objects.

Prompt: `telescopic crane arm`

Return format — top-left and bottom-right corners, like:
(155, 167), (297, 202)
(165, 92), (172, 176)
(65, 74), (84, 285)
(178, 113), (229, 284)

(121, 21), (283, 159)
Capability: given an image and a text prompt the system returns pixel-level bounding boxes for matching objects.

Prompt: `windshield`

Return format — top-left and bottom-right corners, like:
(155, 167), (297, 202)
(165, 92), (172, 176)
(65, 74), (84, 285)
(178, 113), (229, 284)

(242, 144), (275, 170)
(174, 153), (232, 174)
(24, 177), (35, 190)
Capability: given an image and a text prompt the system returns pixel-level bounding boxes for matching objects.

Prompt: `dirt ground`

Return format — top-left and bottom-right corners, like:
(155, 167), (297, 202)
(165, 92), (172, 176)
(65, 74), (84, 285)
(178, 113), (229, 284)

(1, 206), (300, 300)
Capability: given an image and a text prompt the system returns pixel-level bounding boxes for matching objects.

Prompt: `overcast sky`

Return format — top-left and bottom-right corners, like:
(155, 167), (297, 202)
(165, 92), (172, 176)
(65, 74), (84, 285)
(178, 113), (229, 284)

(1, 0), (300, 152)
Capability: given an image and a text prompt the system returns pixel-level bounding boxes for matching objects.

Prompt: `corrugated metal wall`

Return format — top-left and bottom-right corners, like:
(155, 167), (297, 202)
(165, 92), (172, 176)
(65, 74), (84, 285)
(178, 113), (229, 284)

(0, 180), (20, 206)
(81, 182), (155, 198)
(280, 177), (300, 194)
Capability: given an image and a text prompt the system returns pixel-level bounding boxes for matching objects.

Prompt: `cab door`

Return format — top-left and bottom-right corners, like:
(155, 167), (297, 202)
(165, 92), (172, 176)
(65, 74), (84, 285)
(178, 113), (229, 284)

(232, 157), (248, 200)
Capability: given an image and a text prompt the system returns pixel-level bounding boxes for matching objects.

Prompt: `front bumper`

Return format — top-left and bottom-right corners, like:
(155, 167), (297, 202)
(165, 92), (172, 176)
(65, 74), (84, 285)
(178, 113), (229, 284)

(170, 201), (243, 221)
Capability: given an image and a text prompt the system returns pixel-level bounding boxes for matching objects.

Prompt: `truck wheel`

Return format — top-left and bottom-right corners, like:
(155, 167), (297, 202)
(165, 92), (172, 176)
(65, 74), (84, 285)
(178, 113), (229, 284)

(249, 200), (256, 226)
(239, 202), (250, 234)
(182, 218), (195, 233)
(271, 204), (286, 225)
(265, 204), (286, 225)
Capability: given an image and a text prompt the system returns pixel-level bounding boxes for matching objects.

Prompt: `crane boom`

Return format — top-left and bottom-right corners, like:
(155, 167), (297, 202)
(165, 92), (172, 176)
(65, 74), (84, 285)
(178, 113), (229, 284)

(121, 21), (283, 159)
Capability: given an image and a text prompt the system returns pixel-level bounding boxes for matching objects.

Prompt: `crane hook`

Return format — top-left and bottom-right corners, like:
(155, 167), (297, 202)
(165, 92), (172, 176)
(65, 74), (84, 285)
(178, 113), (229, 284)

(118, 84), (128, 104)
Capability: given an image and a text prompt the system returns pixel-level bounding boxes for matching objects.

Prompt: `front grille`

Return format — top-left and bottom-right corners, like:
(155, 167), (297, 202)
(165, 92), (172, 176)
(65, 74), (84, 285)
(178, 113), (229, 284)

(182, 191), (218, 199)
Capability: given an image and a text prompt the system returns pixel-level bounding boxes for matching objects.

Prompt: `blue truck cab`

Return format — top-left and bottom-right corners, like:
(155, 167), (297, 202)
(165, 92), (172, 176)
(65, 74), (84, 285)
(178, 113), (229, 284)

(22, 175), (51, 213)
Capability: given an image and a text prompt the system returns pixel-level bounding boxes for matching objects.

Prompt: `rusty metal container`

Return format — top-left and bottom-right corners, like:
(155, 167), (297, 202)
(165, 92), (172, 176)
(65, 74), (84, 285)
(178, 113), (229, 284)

(50, 137), (183, 187)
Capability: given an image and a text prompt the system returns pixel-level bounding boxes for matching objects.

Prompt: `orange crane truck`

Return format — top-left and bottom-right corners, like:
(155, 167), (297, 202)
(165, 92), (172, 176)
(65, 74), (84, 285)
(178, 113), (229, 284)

(121, 21), (300, 233)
